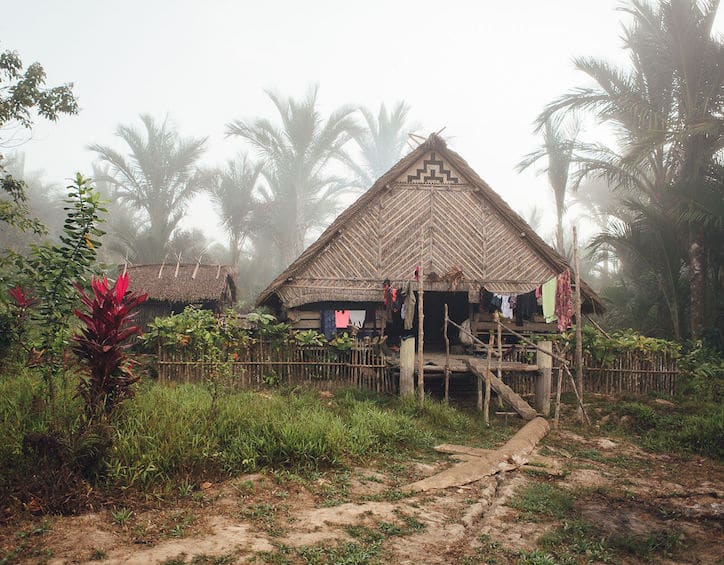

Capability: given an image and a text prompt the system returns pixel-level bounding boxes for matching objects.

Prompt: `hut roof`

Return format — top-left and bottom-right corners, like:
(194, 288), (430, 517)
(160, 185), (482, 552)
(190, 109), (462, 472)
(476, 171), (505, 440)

(123, 264), (237, 303)
(257, 134), (604, 313)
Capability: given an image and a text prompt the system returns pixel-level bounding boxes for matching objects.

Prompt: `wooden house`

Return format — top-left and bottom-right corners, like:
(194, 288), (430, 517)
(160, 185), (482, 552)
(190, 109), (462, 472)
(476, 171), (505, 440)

(256, 134), (603, 349)
(123, 263), (237, 330)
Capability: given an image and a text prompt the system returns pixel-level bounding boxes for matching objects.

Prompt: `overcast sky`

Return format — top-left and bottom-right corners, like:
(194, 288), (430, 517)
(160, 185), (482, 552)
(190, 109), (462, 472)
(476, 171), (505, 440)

(3, 1), (722, 246)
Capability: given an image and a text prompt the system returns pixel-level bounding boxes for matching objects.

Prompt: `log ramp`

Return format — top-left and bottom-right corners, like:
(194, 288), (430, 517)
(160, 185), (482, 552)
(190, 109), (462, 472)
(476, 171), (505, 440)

(407, 417), (550, 492)
(466, 359), (538, 420)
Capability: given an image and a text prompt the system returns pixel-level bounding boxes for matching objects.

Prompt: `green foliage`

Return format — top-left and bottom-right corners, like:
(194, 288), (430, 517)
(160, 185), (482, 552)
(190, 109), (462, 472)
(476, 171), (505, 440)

(677, 341), (723, 402)
(508, 482), (574, 520)
(294, 330), (327, 347)
(611, 400), (723, 459)
(22, 174), (105, 412)
(0, 49), (77, 129)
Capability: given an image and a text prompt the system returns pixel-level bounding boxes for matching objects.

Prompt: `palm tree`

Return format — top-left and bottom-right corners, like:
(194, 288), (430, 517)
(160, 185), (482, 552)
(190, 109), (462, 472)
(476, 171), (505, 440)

(538, 0), (722, 338)
(89, 114), (206, 263)
(226, 86), (358, 267)
(204, 154), (262, 268)
(348, 101), (418, 188)
(517, 116), (580, 254)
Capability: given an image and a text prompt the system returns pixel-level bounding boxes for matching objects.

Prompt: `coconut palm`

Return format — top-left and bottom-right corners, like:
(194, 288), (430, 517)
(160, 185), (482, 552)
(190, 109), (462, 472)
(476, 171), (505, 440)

(539, 0), (723, 338)
(348, 101), (418, 188)
(517, 116), (580, 254)
(226, 86), (358, 268)
(89, 114), (206, 263)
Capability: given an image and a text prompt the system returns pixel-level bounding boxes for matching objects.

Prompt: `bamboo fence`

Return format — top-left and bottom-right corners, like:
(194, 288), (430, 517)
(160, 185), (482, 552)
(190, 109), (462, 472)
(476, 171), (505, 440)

(156, 340), (395, 394)
(503, 349), (678, 397)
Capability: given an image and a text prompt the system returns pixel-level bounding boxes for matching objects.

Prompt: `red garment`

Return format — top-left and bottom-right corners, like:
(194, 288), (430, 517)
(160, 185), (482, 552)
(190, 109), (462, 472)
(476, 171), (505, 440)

(555, 269), (573, 332)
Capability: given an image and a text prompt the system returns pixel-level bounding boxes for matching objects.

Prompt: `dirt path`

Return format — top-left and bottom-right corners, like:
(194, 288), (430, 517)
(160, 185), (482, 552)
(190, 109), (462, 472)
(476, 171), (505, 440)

(2, 431), (722, 564)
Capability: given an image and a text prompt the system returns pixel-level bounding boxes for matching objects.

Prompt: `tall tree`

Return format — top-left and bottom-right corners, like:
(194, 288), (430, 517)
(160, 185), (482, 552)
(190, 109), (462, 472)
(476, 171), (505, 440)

(89, 114), (206, 263)
(204, 154), (262, 269)
(226, 86), (358, 267)
(348, 101), (418, 188)
(517, 116), (580, 255)
(539, 0), (723, 339)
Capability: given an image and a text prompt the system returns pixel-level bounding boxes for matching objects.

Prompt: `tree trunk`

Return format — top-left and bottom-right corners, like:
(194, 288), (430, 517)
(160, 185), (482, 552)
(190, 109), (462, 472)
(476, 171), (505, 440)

(689, 226), (707, 340)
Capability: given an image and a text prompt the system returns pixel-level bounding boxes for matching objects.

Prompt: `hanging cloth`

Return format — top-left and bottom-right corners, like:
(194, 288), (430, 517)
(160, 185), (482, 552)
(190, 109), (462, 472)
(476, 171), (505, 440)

(403, 281), (416, 330)
(349, 310), (366, 328)
(542, 277), (557, 323)
(321, 309), (336, 340)
(335, 310), (350, 329)
(555, 269), (573, 332)
(500, 294), (514, 319)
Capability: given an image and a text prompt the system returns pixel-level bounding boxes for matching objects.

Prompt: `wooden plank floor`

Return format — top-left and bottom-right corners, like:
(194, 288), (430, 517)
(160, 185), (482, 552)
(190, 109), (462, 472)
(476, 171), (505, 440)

(388, 352), (538, 373)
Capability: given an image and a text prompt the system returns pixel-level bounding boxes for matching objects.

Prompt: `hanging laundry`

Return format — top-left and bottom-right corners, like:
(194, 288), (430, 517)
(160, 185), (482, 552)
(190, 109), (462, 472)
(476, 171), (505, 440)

(500, 294), (514, 319)
(555, 269), (573, 332)
(515, 290), (538, 326)
(335, 310), (350, 329)
(403, 281), (416, 330)
(479, 288), (495, 313)
(542, 277), (557, 323)
(320, 309), (336, 340)
(349, 310), (366, 328)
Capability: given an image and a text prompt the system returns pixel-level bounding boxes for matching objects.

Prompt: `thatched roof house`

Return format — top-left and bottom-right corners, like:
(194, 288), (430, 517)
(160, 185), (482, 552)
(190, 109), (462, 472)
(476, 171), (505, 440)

(257, 134), (603, 345)
(123, 263), (237, 329)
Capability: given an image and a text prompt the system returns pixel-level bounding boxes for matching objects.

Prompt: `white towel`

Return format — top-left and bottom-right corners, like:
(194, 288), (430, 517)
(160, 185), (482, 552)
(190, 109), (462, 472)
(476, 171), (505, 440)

(349, 310), (366, 328)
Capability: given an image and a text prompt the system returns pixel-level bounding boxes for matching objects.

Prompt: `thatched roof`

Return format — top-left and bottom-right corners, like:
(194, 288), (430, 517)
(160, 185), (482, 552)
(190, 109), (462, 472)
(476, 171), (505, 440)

(257, 134), (604, 313)
(123, 264), (237, 304)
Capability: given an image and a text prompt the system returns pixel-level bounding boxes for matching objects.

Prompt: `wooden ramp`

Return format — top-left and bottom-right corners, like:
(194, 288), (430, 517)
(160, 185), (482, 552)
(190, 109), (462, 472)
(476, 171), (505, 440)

(466, 359), (538, 420)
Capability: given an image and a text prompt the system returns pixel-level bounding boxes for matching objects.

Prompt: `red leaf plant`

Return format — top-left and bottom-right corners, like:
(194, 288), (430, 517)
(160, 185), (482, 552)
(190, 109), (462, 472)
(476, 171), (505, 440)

(72, 273), (147, 419)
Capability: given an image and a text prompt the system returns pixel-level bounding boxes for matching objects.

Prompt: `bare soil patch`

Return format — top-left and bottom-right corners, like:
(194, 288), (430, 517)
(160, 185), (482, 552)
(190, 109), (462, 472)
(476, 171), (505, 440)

(2, 429), (722, 564)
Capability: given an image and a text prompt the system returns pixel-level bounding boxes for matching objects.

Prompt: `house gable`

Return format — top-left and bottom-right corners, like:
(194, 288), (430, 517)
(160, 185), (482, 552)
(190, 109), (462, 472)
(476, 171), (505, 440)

(259, 134), (603, 312)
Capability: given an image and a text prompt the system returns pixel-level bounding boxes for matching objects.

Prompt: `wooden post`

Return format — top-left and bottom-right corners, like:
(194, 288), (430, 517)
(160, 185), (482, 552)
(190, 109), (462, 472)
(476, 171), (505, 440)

(399, 337), (415, 396)
(484, 333), (493, 426)
(444, 303), (450, 403)
(417, 262), (425, 406)
(496, 313), (504, 409)
(554, 363), (563, 431)
(573, 226), (585, 424)
(535, 340), (552, 416)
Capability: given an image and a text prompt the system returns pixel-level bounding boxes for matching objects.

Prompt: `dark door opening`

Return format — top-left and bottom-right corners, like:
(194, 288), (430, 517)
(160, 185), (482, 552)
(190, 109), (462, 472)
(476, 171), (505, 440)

(423, 291), (469, 351)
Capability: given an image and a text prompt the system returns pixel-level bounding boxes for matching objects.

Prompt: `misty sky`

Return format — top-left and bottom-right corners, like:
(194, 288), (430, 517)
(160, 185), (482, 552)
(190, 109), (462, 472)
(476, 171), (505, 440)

(3, 1), (722, 247)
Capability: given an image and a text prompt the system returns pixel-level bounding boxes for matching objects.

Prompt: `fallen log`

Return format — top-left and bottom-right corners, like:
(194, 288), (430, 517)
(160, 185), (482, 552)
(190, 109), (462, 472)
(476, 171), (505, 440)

(408, 417), (550, 492)
(466, 360), (538, 420)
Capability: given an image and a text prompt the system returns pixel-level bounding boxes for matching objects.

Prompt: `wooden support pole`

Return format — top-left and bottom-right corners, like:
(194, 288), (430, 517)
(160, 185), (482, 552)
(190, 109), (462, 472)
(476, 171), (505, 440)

(417, 236), (425, 406)
(573, 226), (585, 424)
(399, 337), (415, 396)
(553, 343), (564, 431)
(535, 340), (552, 416)
(496, 314), (504, 409)
(484, 333), (493, 426)
(444, 303), (450, 403)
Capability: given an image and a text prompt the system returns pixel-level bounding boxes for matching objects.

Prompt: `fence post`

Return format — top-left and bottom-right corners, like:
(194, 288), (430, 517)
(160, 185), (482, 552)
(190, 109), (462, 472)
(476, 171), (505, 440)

(535, 340), (552, 416)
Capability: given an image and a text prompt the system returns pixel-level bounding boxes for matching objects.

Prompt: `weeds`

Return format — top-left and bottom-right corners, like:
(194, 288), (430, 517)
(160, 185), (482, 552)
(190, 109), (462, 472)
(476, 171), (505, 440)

(111, 507), (133, 526)
(508, 482), (574, 520)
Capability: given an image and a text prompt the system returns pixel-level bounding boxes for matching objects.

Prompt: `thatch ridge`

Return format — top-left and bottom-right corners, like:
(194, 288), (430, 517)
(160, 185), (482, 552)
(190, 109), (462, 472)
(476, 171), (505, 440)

(123, 263), (237, 304)
(256, 134), (604, 312)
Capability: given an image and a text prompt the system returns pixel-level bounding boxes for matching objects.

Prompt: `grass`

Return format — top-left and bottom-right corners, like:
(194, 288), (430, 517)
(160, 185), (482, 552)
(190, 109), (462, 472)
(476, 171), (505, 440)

(1, 373), (511, 499)
(507, 482), (574, 521)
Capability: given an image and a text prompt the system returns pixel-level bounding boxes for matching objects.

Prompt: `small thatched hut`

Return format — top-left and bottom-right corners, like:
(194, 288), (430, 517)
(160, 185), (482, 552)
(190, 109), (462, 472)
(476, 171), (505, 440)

(123, 263), (237, 330)
(257, 133), (603, 348)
